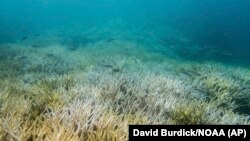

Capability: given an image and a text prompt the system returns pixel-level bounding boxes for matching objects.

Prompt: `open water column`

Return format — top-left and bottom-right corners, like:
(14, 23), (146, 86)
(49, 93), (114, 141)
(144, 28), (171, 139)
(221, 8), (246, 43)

(0, 0), (249, 140)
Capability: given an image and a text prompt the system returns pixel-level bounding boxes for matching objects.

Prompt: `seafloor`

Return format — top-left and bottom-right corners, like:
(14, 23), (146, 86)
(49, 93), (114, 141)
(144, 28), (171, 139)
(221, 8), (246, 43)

(0, 21), (250, 140)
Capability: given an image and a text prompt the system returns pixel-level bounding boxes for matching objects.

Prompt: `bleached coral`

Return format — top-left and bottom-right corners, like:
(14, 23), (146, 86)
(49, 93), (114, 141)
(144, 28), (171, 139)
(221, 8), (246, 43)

(0, 43), (249, 141)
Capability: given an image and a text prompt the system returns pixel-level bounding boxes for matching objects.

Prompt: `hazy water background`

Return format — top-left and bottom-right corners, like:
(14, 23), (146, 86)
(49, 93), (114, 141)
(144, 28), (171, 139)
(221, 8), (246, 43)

(1, 1), (250, 134)
(0, 0), (249, 65)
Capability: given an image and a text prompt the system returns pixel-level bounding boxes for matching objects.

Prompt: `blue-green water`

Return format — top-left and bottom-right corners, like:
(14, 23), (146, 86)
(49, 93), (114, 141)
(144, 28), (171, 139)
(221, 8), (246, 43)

(0, 0), (249, 65)
(0, 1), (250, 138)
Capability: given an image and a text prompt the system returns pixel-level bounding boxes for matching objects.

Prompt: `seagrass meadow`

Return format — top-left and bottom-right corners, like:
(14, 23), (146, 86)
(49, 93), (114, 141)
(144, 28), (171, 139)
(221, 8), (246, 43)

(0, 0), (250, 141)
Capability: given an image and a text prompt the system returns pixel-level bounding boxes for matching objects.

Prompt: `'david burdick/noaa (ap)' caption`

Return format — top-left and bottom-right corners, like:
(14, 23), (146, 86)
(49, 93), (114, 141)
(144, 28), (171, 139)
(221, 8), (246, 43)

(129, 125), (249, 141)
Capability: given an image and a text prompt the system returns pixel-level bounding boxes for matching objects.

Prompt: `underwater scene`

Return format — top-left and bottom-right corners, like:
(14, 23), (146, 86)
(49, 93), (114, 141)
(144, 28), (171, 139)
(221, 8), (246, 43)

(0, 0), (250, 140)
